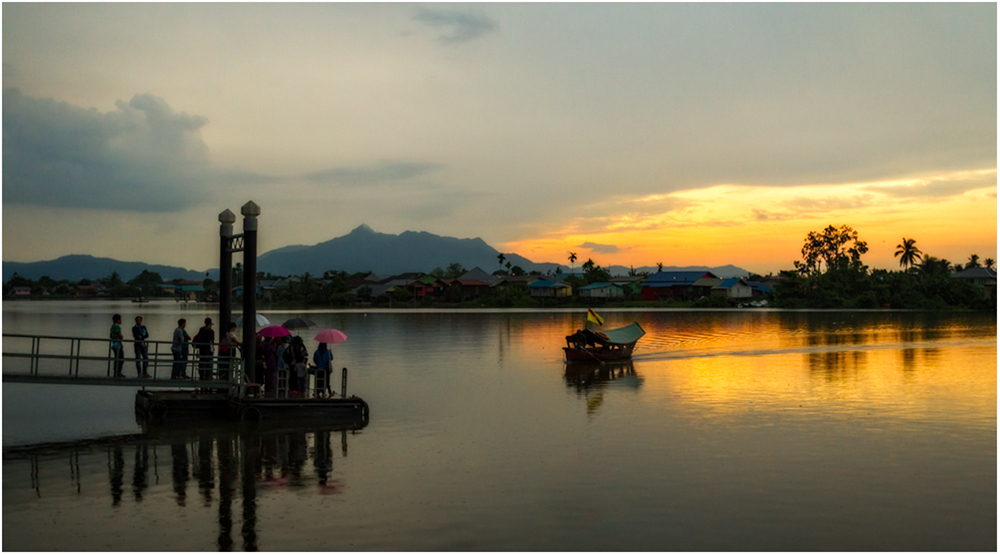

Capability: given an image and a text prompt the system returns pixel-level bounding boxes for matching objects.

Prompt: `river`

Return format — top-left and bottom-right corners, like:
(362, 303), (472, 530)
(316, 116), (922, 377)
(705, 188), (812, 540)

(2, 301), (996, 550)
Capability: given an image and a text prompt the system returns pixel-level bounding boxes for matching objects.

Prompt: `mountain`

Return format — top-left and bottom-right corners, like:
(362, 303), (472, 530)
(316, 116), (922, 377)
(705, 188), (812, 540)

(3, 227), (753, 283)
(256, 225), (752, 278)
(2, 255), (216, 283)
(257, 224), (538, 276)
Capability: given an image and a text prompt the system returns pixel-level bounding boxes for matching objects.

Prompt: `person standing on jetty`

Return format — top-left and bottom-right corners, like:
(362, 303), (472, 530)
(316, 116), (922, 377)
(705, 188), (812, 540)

(171, 318), (190, 379)
(218, 322), (241, 382)
(132, 316), (151, 378)
(261, 336), (279, 397)
(109, 314), (125, 378)
(191, 317), (215, 382)
(313, 343), (334, 397)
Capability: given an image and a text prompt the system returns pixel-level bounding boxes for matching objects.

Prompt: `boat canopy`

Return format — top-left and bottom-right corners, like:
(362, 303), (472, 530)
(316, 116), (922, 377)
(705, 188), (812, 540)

(592, 322), (645, 345)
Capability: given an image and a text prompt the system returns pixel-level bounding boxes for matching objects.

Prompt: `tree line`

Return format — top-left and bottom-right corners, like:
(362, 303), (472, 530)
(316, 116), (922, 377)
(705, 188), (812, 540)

(4, 225), (994, 310)
(771, 224), (994, 310)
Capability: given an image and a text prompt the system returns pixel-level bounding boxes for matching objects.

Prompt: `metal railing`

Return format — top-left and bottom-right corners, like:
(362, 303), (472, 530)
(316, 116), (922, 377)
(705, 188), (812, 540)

(2, 333), (345, 400)
(2, 333), (243, 389)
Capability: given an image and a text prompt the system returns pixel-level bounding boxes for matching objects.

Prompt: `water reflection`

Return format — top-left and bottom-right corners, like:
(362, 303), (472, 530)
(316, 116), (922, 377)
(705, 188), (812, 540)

(5, 421), (360, 551)
(564, 361), (643, 416)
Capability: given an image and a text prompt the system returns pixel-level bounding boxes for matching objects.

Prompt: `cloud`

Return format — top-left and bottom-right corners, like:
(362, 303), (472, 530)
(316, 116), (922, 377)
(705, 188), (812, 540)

(863, 173), (996, 199)
(3, 88), (211, 212)
(579, 241), (620, 254)
(301, 160), (444, 185)
(413, 8), (498, 43)
(781, 194), (880, 213)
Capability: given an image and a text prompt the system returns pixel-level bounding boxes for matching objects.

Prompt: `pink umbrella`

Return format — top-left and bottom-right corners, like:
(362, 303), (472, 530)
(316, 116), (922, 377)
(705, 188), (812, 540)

(314, 328), (348, 344)
(257, 325), (291, 338)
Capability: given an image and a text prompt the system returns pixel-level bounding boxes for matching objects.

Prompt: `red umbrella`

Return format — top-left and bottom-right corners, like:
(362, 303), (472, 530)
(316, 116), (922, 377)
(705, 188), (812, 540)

(257, 325), (291, 338)
(314, 328), (347, 344)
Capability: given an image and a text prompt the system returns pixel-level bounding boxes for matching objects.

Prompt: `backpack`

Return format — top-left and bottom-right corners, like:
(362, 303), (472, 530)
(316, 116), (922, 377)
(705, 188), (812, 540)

(282, 344), (295, 366)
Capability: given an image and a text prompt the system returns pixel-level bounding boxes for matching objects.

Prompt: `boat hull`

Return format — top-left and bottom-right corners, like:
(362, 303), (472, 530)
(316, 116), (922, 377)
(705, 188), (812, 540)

(563, 343), (636, 363)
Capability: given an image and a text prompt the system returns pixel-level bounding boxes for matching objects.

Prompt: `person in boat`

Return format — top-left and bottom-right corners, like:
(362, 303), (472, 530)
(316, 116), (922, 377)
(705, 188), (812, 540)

(566, 329), (607, 350)
(132, 316), (151, 378)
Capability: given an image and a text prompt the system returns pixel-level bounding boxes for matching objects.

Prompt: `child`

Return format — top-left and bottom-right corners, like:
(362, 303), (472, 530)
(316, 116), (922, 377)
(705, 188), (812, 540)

(294, 356), (309, 395)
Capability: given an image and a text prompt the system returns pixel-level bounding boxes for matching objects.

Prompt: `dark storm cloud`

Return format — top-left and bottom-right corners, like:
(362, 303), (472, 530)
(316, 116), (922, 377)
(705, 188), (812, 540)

(579, 242), (620, 254)
(413, 8), (498, 43)
(301, 160), (444, 185)
(3, 88), (212, 212)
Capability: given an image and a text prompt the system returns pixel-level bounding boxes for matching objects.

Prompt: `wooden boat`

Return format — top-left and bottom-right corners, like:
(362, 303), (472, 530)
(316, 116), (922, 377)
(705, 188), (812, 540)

(564, 322), (645, 363)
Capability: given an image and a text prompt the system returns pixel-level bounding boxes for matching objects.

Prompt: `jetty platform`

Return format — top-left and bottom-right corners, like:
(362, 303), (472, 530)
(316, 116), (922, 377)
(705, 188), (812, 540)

(3, 333), (369, 426)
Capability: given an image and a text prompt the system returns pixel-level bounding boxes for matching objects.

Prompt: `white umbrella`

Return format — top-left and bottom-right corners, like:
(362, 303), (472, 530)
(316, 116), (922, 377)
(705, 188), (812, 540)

(235, 314), (270, 328)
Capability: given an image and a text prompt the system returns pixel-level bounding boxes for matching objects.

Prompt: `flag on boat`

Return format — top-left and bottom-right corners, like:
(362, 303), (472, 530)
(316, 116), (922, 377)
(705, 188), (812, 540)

(587, 309), (604, 326)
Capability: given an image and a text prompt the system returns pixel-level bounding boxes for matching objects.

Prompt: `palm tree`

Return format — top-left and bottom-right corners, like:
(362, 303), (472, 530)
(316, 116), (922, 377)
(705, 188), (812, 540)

(656, 262), (664, 272)
(985, 258), (995, 271)
(894, 238), (922, 270)
(497, 253), (506, 272)
(966, 254), (981, 269)
(568, 252), (578, 274)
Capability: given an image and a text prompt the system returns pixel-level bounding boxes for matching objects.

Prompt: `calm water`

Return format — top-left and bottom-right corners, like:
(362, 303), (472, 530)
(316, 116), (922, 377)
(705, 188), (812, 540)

(3, 302), (996, 551)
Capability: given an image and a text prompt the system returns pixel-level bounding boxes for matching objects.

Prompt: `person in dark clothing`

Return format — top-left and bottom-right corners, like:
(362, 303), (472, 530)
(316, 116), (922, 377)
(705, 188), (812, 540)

(110, 314), (125, 378)
(132, 316), (151, 378)
(171, 319), (190, 379)
(192, 318), (215, 381)
(262, 337), (279, 397)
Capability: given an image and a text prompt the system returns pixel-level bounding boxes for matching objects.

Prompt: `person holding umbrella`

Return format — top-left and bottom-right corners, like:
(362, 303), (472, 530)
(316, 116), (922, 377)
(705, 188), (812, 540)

(313, 343), (334, 397)
(313, 328), (347, 397)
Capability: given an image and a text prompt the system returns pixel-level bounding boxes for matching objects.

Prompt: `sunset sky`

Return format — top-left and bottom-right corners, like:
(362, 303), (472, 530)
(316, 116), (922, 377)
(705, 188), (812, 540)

(3, 3), (996, 276)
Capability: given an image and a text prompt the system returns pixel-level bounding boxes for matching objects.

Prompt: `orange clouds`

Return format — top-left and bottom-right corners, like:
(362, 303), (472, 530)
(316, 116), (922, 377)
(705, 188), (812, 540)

(503, 169), (997, 274)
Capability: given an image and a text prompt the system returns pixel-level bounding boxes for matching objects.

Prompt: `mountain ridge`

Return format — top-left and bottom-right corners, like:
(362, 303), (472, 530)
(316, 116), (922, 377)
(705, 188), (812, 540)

(4, 226), (753, 281)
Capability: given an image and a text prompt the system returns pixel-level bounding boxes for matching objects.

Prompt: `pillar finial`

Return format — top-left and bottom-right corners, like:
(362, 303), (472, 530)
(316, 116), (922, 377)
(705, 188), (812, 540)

(241, 201), (261, 217)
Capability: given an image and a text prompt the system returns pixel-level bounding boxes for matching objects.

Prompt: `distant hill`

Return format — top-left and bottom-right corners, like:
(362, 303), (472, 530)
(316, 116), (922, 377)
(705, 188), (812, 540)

(256, 224), (751, 278)
(2, 255), (216, 283)
(3, 228), (753, 283)
(256, 224), (541, 276)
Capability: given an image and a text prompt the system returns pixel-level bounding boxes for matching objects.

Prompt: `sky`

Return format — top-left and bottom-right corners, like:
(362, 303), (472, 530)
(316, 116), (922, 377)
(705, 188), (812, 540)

(2, 3), (996, 276)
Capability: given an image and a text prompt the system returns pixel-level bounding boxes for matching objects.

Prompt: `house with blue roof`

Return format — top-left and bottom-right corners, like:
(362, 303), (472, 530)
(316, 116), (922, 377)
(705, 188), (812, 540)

(641, 271), (718, 301)
(711, 278), (753, 299)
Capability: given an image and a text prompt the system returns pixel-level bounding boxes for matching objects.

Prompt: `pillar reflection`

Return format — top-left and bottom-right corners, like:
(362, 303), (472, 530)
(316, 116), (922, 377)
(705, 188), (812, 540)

(6, 419), (365, 550)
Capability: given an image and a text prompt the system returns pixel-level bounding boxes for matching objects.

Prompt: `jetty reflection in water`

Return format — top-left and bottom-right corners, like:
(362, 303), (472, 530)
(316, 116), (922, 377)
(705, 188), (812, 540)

(5, 420), (359, 552)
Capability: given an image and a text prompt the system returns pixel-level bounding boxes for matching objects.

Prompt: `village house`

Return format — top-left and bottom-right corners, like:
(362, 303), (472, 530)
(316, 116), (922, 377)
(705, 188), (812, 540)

(529, 280), (572, 298)
(711, 277), (753, 299)
(453, 268), (496, 300)
(641, 271), (719, 301)
(490, 275), (537, 292)
(74, 284), (101, 297)
(951, 267), (997, 299)
(609, 276), (645, 299)
(577, 282), (624, 299)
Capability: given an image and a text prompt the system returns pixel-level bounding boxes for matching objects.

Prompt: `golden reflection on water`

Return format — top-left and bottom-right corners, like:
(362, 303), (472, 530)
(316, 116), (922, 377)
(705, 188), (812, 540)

(525, 311), (996, 427)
